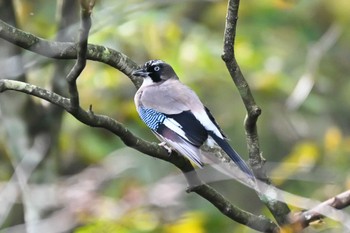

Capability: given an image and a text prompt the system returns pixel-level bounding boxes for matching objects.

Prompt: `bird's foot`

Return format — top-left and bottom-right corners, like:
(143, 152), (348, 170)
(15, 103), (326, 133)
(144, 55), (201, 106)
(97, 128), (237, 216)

(158, 142), (172, 154)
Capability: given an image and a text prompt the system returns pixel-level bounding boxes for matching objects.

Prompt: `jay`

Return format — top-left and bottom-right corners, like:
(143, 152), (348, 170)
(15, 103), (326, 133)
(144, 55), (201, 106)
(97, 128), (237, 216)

(133, 60), (254, 178)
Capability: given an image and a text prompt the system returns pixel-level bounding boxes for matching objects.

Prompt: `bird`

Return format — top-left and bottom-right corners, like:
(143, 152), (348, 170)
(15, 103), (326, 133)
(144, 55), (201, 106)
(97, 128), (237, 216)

(133, 59), (254, 178)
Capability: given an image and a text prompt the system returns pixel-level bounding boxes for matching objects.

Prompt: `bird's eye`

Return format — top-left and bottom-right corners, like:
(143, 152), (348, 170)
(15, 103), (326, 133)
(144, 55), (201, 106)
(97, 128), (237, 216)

(154, 66), (160, 72)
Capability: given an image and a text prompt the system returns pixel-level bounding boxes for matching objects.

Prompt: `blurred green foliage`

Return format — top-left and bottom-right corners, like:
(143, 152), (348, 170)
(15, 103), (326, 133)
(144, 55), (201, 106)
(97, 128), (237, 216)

(1, 0), (350, 232)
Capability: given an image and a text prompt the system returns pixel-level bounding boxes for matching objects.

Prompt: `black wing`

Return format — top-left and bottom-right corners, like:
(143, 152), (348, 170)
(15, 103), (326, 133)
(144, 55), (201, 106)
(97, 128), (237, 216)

(156, 110), (208, 147)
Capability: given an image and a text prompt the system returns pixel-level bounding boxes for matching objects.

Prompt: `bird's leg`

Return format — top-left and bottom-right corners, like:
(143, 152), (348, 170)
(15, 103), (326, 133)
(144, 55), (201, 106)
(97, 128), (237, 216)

(158, 141), (172, 154)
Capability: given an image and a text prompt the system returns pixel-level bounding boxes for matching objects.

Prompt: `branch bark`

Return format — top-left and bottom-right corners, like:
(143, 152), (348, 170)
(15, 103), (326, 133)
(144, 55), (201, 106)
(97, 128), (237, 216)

(0, 78), (278, 232)
(221, 0), (291, 226)
(289, 189), (350, 231)
(191, 184), (277, 232)
(65, 0), (94, 111)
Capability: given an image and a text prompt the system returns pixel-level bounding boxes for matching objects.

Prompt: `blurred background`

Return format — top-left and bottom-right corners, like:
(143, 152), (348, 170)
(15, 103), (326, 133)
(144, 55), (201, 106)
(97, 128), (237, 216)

(0, 0), (350, 232)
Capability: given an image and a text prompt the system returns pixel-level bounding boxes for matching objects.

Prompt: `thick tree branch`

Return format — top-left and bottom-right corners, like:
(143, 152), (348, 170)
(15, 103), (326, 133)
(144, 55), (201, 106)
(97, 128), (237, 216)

(0, 80), (155, 158)
(221, 0), (290, 226)
(192, 184), (278, 232)
(0, 79), (278, 232)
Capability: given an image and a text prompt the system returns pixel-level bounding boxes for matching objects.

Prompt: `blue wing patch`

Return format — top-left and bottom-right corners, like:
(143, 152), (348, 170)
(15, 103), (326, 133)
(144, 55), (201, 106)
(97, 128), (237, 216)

(138, 107), (166, 131)
(138, 107), (208, 147)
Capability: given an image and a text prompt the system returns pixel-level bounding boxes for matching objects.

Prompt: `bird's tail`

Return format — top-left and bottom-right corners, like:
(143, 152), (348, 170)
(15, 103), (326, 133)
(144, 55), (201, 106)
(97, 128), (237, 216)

(208, 131), (254, 179)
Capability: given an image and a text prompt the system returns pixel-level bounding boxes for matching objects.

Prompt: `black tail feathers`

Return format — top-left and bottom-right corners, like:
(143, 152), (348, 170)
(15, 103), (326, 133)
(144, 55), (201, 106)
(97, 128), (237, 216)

(208, 131), (254, 179)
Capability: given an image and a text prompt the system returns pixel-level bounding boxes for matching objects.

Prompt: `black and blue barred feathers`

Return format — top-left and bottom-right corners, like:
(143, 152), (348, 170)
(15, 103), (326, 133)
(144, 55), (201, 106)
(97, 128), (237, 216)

(138, 107), (166, 131)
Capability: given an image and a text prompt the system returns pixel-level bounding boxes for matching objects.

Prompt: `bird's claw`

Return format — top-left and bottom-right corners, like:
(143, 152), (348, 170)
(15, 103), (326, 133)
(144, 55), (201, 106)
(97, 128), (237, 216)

(158, 142), (172, 154)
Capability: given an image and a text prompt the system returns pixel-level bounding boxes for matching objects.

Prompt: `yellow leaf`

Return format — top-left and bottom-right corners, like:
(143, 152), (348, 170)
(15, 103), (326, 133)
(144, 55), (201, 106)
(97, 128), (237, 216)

(324, 126), (342, 153)
(271, 142), (319, 185)
(164, 212), (206, 233)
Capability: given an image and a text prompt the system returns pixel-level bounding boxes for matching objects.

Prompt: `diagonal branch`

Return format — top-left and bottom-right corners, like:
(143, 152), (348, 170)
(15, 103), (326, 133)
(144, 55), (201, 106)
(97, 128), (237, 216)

(0, 79), (166, 159)
(191, 184), (277, 232)
(289, 189), (350, 231)
(0, 79), (278, 232)
(221, 0), (290, 226)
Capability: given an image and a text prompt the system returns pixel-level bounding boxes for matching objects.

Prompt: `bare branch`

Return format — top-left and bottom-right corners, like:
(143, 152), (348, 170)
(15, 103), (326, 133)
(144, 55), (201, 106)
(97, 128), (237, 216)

(65, 0), (93, 111)
(0, 78), (278, 232)
(221, 0), (290, 226)
(191, 184), (278, 232)
(290, 190), (350, 230)
(0, 79), (164, 159)
(222, 0), (262, 177)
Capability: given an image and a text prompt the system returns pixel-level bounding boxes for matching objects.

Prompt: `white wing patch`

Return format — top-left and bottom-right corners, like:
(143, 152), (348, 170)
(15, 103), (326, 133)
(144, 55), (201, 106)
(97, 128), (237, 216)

(192, 110), (224, 139)
(163, 118), (188, 140)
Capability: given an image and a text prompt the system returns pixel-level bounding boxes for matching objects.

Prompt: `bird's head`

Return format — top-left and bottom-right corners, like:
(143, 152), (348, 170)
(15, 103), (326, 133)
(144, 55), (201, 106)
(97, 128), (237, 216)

(132, 60), (178, 84)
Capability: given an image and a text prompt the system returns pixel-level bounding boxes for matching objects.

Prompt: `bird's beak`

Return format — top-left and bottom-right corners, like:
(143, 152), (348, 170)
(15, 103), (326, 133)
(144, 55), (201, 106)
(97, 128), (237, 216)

(132, 68), (150, 78)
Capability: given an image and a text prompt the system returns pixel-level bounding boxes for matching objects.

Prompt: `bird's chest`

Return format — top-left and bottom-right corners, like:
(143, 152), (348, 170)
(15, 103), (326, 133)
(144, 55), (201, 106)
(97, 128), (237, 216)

(137, 86), (173, 108)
